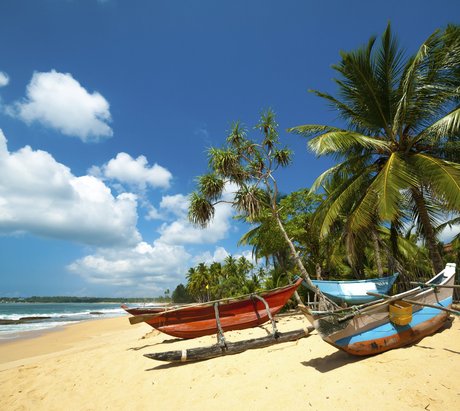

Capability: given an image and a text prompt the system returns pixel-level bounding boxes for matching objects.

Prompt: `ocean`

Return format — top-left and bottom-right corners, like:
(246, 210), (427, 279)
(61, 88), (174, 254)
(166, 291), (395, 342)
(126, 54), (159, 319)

(0, 302), (127, 340)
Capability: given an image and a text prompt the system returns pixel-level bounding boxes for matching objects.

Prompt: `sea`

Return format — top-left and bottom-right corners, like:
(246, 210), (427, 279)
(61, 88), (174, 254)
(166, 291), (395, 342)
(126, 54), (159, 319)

(0, 302), (127, 340)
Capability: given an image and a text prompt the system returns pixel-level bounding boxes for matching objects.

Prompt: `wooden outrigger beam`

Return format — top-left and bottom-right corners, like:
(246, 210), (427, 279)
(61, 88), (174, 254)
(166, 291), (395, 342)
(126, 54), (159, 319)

(367, 291), (460, 316)
(409, 282), (460, 289)
(304, 287), (427, 323)
(144, 326), (315, 363)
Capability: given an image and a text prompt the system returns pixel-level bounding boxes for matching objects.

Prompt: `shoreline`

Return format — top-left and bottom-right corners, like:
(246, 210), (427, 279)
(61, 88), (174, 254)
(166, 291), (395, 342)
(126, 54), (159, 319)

(0, 313), (127, 346)
(1, 313), (459, 410)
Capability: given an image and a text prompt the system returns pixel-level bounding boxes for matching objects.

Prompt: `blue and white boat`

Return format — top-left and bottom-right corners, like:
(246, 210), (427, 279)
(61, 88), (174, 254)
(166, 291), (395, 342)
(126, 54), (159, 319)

(302, 263), (457, 356)
(302, 273), (399, 305)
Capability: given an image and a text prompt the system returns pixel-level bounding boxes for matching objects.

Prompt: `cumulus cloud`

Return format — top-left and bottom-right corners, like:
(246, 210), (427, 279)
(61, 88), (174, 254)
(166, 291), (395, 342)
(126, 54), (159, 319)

(158, 202), (234, 245)
(8, 70), (112, 141)
(0, 71), (9, 87)
(192, 246), (229, 265)
(0, 129), (140, 245)
(157, 183), (238, 245)
(160, 194), (189, 216)
(92, 152), (172, 190)
(68, 240), (191, 290)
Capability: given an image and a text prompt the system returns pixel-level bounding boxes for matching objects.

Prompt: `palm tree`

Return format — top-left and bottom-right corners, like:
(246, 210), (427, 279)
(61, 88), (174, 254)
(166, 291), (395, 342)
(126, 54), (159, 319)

(186, 264), (210, 302)
(289, 23), (460, 274)
(188, 110), (337, 309)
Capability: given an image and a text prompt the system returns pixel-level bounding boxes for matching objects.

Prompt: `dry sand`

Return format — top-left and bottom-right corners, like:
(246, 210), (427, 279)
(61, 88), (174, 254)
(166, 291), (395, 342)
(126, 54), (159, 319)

(0, 312), (459, 411)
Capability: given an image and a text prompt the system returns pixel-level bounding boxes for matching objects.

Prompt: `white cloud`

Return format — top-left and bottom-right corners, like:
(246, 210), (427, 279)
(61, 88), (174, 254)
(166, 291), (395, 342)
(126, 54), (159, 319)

(158, 202), (234, 245)
(192, 246), (229, 265)
(160, 194), (189, 216)
(98, 152), (172, 189)
(157, 183), (238, 245)
(9, 70), (112, 141)
(68, 240), (191, 290)
(0, 129), (140, 245)
(0, 71), (9, 87)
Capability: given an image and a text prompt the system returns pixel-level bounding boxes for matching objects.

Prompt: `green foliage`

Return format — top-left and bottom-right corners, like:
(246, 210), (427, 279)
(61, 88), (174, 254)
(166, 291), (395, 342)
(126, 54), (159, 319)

(184, 255), (268, 301)
(171, 284), (194, 303)
(289, 23), (460, 274)
(188, 108), (293, 226)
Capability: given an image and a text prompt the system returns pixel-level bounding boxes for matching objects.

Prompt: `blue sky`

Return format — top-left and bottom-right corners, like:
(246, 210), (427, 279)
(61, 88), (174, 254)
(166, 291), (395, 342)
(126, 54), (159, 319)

(0, 0), (458, 297)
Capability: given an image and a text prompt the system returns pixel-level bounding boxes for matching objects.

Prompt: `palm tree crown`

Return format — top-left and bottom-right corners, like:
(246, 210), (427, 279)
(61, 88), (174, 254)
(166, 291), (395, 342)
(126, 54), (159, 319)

(289, 23), (460, 273)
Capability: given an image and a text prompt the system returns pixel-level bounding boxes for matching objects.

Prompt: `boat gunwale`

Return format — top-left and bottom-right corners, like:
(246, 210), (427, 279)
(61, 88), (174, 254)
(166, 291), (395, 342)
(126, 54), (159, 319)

(311, 272), (398, 285)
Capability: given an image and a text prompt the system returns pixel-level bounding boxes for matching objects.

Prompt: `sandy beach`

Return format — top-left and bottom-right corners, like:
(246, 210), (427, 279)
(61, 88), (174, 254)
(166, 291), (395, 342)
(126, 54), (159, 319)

(0, 312), (459, 411)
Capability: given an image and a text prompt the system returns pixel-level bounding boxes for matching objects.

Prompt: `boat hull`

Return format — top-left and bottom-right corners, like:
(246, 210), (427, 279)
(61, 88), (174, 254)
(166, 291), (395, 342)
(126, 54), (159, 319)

(311, 264), (456, 356)
(128, 278), (302, 339)
(308, 273), (399, 305)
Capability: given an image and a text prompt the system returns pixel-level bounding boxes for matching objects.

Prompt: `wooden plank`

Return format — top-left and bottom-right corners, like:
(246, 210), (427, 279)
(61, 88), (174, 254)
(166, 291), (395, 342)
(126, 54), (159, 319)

(144, 326), (314, 362)
(367, 291), (460, 316)
(409, 282), (460, 289)
(401, 298), (460, 316)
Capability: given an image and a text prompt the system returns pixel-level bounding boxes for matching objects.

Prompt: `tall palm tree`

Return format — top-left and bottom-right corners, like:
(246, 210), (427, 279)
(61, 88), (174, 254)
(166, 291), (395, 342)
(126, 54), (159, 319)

(188, 110), (338, 309)
(289, 23), (460, 274)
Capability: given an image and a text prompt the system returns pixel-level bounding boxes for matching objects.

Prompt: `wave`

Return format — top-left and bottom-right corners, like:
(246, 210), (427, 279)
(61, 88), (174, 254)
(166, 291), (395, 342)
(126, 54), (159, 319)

(0, 304), (127, 340)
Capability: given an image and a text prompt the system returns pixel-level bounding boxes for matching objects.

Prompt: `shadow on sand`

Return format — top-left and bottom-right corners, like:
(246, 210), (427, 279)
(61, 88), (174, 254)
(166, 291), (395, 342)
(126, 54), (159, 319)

(129, 337), (183, 351)
(301, 350), (364, 372)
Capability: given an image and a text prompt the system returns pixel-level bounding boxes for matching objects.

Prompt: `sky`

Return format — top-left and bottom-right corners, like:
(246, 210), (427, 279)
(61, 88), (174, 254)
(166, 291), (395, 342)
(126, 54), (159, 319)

(0, 0), (458, 297)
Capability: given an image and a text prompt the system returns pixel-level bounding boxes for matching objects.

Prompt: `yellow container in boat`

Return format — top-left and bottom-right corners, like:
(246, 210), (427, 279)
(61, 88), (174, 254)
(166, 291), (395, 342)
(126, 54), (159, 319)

(389, 301), (412, 326)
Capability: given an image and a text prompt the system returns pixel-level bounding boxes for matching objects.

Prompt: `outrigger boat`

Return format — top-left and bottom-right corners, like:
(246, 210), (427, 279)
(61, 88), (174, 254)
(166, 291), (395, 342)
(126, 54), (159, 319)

(301, 263), (459, 356)
(127, 278), (303, 339)
(121, 305), (169, 316)
(303, 273), (399, 305)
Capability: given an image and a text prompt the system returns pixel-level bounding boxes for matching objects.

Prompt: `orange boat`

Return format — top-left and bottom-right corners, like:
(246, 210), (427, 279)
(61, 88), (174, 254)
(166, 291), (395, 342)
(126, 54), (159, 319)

(125, 278), (302, 339)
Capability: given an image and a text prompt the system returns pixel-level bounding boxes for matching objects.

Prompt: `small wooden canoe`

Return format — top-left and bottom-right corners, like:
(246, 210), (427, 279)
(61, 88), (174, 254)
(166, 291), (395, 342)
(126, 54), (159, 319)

(305, 263), (457, 356)
(125, 278), (303, 339)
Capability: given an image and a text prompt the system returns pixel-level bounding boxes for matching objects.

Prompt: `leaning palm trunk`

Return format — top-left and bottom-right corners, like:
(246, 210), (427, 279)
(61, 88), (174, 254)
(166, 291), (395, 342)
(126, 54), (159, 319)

(274, 212), (337, 310)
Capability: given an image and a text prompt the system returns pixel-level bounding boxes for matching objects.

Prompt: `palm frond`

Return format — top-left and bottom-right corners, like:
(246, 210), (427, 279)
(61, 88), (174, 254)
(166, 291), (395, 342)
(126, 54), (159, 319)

(348, 153), (417, 230)
(198, 173), (225, 201)
(314, 169), (375, 236)
(410, 154), (460, 209)
(308, 131), (390, 156)
(287, 124), (341, 138)
(416, 106), (460, 143)
(188, 192), (215, 228)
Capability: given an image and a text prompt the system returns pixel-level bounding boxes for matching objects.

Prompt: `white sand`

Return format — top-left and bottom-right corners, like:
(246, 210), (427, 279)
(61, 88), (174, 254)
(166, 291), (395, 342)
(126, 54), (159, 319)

(0, 312), (459, 411)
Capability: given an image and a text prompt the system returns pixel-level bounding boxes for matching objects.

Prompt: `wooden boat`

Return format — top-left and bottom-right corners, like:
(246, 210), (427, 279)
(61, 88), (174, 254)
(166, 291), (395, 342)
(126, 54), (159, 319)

(303, 263), (457, 356)
(303, 273), (399, 305)
(126, 278), (303, 339)
(121, 304), (170, 316)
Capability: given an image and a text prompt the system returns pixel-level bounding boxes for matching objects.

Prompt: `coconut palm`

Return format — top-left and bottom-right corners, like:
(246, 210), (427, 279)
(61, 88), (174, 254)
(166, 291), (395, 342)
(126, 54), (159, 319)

(186, 263), (210, 302)
(289, 23), (460, 274)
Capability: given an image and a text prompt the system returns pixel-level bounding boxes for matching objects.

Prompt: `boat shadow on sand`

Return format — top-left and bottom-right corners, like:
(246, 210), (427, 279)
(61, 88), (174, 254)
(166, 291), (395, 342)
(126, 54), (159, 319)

(128, 337), (183, 351)
(302, 318), (455, 373)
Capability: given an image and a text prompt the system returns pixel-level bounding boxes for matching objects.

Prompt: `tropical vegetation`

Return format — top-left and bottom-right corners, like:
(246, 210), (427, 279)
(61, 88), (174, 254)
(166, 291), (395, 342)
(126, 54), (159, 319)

(172, 23), (460, 303)
(289, 23), (460, 277)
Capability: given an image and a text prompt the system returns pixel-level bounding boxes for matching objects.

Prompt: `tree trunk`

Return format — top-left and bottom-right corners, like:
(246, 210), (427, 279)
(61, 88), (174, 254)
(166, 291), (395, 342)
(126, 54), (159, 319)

(372, 229), (384, 277)
(411, 187), (444, 273)
(315, 263), (323, 280)
(273, 213), (337, 309)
